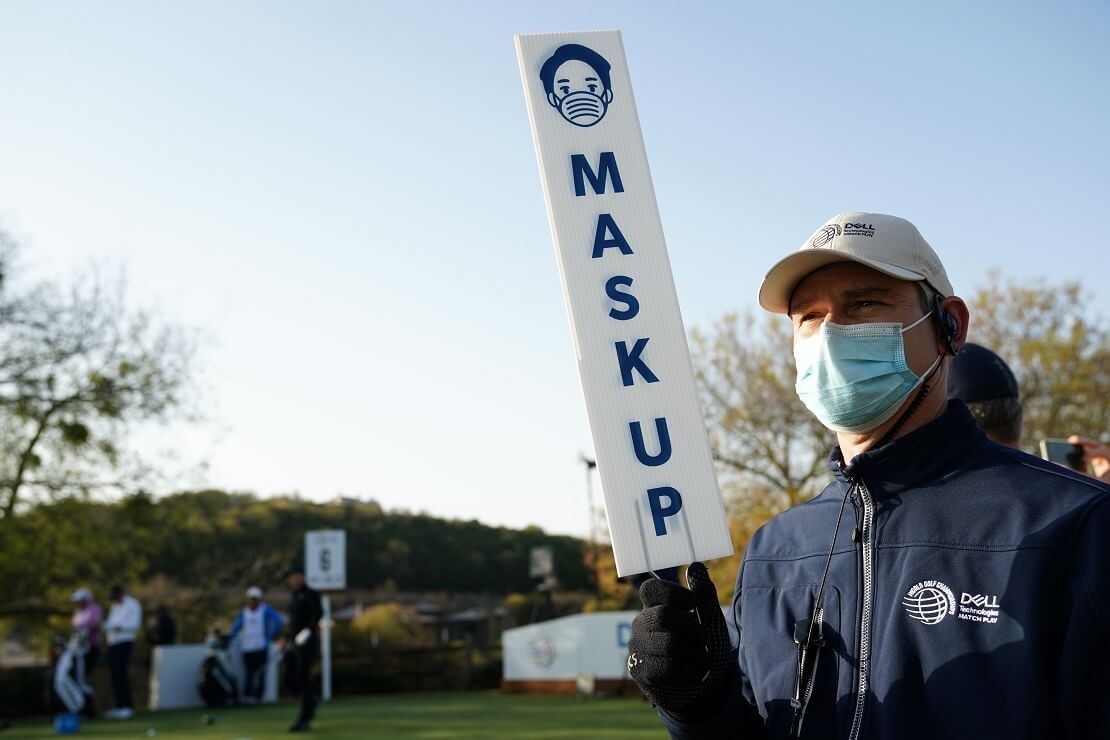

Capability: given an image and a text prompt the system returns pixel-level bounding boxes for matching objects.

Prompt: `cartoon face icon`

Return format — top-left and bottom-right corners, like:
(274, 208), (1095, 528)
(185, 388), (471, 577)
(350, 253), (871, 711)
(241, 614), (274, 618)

(539, 44), (614, 127)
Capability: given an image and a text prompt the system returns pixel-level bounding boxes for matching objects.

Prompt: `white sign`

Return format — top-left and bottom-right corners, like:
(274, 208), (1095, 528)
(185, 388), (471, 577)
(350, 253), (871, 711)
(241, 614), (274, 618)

(529, 545), (555, 578)
(305, 529), (347, 591)
(148, 644), (280, 710)
(502, 611), (636, 681)
(515, 31), (732, 575)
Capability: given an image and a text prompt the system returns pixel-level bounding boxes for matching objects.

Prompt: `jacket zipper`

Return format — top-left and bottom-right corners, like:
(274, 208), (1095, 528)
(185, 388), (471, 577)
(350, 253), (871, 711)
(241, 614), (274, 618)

(801, 607), (824, 708)
(848, 479), (875, 740)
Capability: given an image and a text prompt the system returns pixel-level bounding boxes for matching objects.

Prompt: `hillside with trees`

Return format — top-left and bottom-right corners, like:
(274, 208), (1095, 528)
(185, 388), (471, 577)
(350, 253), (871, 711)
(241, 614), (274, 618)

(0, 490), (594, 622)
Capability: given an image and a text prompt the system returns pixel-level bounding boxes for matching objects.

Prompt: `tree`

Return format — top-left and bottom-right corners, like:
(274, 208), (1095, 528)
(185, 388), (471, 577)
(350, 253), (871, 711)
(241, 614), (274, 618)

(0, 232), (196, 519)
(350, 603), (434, 648)
(967, 271), (1109, 450)
(691, 311), (835, 511)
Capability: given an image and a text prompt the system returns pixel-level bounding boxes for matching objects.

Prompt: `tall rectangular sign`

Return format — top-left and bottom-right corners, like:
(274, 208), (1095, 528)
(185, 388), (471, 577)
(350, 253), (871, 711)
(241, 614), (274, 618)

(515, 31), (732, 576)
(305, 529), (347, 591)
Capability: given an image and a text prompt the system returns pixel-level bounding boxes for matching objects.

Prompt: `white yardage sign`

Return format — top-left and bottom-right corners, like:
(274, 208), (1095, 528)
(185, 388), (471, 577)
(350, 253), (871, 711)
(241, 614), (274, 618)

(305, 529), (347, 591)
(515, 30), (732, 576)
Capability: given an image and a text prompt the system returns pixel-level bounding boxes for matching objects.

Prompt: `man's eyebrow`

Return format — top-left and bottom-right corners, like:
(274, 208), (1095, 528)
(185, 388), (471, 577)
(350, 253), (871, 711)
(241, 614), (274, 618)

(843, 285), (895, 299)
(557, 78), (570, 84)
(788, 297), (816, 315)
(585, 76), (598, 82)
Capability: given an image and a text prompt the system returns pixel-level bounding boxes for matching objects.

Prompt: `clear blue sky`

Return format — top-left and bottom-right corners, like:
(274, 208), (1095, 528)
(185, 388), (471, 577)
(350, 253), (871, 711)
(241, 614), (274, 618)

(1, 1), (1107, 538)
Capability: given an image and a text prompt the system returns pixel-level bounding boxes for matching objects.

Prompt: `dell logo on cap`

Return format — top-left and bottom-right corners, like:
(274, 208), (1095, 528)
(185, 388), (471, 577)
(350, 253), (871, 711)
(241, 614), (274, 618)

(843, 222), (876, 237)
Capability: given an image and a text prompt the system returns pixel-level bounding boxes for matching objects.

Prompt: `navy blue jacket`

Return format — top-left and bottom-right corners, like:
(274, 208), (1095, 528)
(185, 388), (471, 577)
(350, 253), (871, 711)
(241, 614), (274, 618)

(663, 402), (1109, 739)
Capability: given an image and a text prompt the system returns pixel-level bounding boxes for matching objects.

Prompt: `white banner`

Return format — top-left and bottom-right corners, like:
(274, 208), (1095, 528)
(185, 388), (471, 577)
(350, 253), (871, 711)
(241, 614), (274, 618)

(305, 529), (347, 591)
(515, 30), (732, 575)
(502, 611), (637, 681)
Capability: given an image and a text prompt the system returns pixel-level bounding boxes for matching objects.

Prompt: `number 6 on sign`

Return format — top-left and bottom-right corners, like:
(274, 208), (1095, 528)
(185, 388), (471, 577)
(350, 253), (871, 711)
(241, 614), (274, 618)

(305, 530), (346, 591)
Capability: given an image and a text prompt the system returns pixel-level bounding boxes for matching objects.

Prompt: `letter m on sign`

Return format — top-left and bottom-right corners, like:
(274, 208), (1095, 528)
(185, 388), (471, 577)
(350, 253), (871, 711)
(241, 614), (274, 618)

(571, 152), (624, 196)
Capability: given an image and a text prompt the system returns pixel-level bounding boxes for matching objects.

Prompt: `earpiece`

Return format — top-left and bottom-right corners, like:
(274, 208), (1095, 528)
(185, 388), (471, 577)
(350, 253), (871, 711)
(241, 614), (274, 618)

(931, 293), (959, 356)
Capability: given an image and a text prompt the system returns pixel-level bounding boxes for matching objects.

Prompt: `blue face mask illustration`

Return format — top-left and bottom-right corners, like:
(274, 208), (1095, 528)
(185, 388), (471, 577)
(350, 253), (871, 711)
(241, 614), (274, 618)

(794, 312), (942, 433)
(556, 90), (609, 126)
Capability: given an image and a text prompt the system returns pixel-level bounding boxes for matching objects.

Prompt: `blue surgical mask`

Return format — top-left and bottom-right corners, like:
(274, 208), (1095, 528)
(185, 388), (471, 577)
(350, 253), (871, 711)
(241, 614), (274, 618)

(794, 312), (941, 433)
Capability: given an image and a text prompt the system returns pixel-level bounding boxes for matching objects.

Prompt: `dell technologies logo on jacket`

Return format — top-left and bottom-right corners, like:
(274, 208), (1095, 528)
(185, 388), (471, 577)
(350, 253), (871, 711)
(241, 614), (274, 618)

(904, 579), (1002, 626)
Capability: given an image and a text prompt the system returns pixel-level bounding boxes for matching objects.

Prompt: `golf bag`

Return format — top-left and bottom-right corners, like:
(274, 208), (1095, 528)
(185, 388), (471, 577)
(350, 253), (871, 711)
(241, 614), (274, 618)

(50, 633), (91, 714)
(197, 630), (239, 708)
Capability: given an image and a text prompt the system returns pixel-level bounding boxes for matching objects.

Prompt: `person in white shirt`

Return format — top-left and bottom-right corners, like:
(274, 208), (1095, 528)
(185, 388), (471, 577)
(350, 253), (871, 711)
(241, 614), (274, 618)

(102, 584), (142, 719)
(227, 586), (284, 703)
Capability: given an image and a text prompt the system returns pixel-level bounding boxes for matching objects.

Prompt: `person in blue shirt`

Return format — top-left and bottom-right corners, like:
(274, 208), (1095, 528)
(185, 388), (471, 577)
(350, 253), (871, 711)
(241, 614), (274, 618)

(228, 586), (283, 704)
(628, 212), (1109, 739)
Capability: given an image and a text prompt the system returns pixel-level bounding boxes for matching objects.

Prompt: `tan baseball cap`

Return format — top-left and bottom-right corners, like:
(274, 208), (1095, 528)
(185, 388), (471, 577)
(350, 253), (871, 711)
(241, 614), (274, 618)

(758, 211), (954, 314)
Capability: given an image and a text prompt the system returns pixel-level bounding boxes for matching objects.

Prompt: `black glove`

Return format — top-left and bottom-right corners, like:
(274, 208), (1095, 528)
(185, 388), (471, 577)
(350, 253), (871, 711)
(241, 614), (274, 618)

(627, 562), (734, 722)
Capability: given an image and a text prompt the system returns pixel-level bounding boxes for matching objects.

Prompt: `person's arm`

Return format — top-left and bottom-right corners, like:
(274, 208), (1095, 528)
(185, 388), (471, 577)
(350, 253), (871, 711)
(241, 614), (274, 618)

(88, 605), (103, 644)
(628, 563), (766, 740)
(265, 605), (284, 640)
(228, 612), (243, 641)
(1059, 493), (1110, 736)
(658, 669), (765, 740)
(310, 591), (324, 635)
(122, 598), (143, 634)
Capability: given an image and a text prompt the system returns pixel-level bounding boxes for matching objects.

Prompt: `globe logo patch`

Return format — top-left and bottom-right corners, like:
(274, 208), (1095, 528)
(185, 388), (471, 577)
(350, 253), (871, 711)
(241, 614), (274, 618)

(903, 580), (956, 625)
(809, 224), (842, 249)
(529, 637), (557, 667)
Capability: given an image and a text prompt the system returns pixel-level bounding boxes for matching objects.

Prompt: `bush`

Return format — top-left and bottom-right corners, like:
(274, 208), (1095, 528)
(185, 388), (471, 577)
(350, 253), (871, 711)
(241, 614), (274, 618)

(349, 603), (433, 648)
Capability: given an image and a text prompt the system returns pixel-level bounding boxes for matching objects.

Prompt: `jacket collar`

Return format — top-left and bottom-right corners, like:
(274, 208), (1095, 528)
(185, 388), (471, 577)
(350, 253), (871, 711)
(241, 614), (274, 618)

(827, 401), (986, 499)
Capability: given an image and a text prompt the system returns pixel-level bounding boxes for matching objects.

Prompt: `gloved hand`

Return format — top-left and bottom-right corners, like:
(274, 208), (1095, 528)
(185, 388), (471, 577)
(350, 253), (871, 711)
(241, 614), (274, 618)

(627, 562), (734, 722)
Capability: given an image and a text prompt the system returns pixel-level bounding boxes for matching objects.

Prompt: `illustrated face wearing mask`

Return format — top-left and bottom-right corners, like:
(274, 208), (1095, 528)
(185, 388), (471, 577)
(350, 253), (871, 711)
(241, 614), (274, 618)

(546, 59), (613, 127)
(793, 310), (944, 434)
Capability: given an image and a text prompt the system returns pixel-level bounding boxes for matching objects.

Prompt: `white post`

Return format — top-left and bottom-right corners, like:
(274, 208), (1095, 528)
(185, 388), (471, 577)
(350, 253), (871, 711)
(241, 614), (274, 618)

(321, 594), (332, 701)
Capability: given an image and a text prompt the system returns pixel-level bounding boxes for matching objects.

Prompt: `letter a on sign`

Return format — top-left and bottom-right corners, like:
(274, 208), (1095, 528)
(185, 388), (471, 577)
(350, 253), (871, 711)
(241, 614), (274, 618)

(515, 30), (732, 575)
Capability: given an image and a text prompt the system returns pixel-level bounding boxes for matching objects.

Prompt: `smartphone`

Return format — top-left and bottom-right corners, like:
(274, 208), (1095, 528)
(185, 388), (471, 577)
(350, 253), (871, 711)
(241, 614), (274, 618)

(1039, 438), (1086, 471)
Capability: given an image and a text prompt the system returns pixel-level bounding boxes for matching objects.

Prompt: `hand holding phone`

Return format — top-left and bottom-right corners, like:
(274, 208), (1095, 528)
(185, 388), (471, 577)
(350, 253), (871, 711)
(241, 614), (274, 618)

(1066, 435), (1110, 483)
(1040, 438), (1086, 471)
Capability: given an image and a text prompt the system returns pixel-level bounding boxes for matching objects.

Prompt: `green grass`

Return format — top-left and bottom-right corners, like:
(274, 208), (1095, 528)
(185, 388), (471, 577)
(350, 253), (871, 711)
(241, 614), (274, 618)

(0, 693), (668, 739)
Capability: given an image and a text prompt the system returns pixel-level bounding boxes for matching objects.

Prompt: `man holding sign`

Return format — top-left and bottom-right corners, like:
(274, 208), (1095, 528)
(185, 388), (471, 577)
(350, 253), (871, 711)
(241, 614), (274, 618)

(627, 212), (1110, 738)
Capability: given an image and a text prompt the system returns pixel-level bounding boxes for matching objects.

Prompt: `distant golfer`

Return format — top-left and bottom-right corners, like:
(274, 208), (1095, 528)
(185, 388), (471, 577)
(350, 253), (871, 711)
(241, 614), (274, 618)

(277, 565), (322, 733)
(102, 585), (142, 720)
(228, 586), (283, 704)
(69, 587), (102, 716)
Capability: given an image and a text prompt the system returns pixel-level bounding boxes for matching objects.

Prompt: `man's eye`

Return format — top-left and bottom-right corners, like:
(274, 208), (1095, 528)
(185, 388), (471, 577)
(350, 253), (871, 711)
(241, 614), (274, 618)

(560, 86), (570, 95)
(588, 84), (597, 92)
(795, 312), (820, 325)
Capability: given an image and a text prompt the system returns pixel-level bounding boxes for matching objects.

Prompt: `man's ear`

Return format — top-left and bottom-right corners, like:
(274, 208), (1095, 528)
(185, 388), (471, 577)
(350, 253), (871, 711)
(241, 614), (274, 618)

(941, 296), (970, 354)
(603, 89), (613, 104)
(547, 92), (559, 108)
